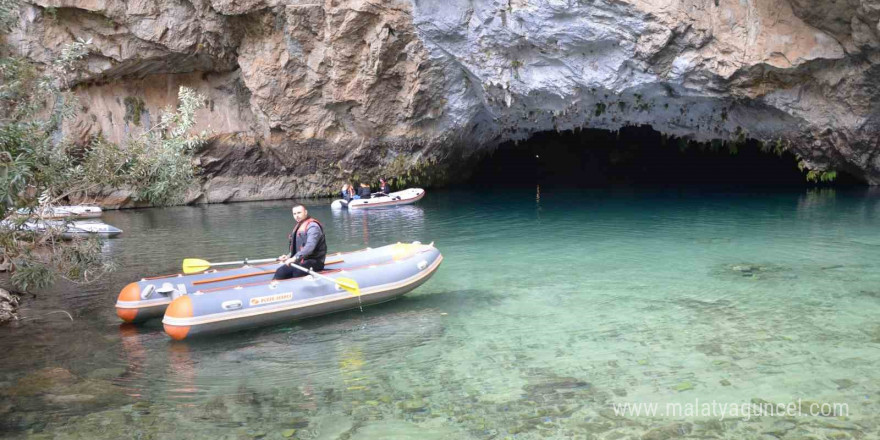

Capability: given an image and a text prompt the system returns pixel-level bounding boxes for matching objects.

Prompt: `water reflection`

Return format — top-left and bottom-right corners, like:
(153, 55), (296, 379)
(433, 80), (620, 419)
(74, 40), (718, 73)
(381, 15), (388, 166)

(117, 324), (148, 398)
(166, 343), (199, 402)
(329, 205), (426, 247)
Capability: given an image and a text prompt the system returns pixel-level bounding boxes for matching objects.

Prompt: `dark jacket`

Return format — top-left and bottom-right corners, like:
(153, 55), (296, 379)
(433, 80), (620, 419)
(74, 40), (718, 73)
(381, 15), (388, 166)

(379, 182), (391, 194)
(357, 186), (372, 198)
(288, 217), (327, 262)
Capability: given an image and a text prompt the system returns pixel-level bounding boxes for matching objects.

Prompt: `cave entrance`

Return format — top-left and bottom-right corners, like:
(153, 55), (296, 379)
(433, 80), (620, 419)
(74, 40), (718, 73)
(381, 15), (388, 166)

(467, 126), (861, 187)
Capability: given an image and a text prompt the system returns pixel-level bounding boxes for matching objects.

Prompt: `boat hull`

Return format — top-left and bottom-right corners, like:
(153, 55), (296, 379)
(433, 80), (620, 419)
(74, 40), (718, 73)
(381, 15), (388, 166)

(2, 220), (123, 240)
(115, 243), (429, 323)
(331, 188), (425, 210)
(61, 221), (122, 238)
(16, 205), (103, 220)
(162, 243), (442, 339)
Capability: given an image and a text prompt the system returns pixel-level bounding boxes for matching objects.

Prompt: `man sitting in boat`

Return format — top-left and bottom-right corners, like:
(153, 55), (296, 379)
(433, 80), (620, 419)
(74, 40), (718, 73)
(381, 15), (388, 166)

(274, 205), (327, 280)
(357, 183), (372, 199)
(375, 178), (391, 196)
(340, 183), (357, 201)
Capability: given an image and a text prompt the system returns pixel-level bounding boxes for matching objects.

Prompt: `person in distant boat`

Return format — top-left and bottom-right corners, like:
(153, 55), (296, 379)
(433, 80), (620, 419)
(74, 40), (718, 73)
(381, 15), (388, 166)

(274, 205), (327, 280)
(377, 178), (391, 196)
(357, 183), (372, 199)
(340, 183), (357, 201)
(350, 182), (361, 200)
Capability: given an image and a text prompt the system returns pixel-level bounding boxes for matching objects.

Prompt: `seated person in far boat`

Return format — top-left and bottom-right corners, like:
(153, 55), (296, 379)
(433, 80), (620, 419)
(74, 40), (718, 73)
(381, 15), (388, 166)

(374, 177), (391, 196)
(274, 205), (327, 280)
(357, 183), (372, 199)
(340, 183), (357, 201)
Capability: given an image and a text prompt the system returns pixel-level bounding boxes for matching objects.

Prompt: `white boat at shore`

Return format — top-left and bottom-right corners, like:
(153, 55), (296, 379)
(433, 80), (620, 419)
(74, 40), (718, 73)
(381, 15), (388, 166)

(3, 220), (122, 239)
(17, 205), (103, 219)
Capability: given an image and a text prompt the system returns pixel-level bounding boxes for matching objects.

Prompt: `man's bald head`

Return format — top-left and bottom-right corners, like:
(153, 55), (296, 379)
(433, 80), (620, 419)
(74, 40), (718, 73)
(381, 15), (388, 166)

(292, 205), (308, 222)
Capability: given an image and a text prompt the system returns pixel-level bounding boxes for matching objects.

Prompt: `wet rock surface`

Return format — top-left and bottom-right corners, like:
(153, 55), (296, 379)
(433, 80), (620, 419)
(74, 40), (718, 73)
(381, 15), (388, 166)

(0, 288), (19, 324)
(5, 0), (880, 206)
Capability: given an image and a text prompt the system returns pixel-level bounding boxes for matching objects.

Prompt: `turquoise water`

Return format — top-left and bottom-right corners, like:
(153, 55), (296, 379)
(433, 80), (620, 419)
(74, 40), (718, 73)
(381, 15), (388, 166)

(1, 186), (879, 439)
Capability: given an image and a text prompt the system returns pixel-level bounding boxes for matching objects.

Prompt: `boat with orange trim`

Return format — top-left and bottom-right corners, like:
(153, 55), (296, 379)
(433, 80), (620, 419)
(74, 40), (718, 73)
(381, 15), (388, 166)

(116, 246), (383, 323)
(162, 242), (442, 340)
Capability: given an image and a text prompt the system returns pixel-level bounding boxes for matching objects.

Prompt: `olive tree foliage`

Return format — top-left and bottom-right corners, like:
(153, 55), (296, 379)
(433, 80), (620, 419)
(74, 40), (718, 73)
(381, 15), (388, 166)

(0, 1), (206, 291)
(0, 0), (16, 33)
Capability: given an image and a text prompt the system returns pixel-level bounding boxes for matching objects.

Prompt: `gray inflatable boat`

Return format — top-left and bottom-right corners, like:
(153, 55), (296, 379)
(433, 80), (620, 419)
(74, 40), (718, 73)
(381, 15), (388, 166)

(162, 242), (442, 339)
(116, 243), (428, 323)
(117, 250), (352, 323)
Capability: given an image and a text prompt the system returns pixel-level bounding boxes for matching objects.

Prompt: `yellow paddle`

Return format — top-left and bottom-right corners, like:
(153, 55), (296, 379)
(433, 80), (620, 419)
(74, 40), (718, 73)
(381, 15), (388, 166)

(286, 261), (360, 296)
(182, 255), (347, 275)
(182, 257), (278, 274)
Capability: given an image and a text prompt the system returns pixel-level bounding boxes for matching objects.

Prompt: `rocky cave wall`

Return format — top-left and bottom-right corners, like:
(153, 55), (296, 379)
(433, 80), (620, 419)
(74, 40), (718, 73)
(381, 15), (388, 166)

(7, 0), (880, 205)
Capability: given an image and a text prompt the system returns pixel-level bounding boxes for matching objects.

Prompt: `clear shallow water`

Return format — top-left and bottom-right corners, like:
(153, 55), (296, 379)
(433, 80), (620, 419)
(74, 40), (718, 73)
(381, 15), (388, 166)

(2, 186), (880, 439)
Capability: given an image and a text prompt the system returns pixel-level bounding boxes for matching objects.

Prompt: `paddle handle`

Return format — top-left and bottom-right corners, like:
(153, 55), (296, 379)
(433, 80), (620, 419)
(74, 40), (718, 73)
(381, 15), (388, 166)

(287, 261), (336, 284)
(212, 257), (278, 267)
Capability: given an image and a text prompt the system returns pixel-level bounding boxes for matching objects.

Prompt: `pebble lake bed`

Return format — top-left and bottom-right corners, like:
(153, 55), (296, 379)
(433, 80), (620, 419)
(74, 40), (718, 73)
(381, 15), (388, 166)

(1, 187), (879, 439)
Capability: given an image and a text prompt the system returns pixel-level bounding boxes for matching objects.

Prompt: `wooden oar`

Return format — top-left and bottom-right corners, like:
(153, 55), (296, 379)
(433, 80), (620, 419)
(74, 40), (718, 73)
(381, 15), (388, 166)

(193, 270), (275, 285)
(287, 261), (360, 296)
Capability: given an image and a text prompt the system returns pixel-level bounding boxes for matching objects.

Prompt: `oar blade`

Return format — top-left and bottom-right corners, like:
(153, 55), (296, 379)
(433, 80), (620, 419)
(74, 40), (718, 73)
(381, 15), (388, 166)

(182, 258), (211, 274)
(336, 277), (360, 296)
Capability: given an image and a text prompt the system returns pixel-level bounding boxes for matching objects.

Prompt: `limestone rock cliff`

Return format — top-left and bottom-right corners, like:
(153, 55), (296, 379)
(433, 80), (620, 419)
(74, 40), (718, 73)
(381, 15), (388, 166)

(8, 0), (880, 203)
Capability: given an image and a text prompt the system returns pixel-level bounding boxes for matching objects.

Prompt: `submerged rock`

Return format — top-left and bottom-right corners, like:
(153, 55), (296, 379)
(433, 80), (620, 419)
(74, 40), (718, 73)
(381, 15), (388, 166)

(715, 263), (790, 280)
(84, 368), (126, 381)
(672, 382), (695, 392)
(641, 422), (692, 440)
(399, 399), (428, 413)
(4, 367), (77, 397)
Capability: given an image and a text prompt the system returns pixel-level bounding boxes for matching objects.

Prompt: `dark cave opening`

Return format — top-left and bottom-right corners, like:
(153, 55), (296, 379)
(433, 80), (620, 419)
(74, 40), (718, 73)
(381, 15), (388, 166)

(467, 126), (862, 187)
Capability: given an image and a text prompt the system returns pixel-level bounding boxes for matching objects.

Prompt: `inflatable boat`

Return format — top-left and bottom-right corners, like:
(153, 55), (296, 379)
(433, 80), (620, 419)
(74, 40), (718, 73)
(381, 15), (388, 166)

(331, 188), (425, 210)
(3, 220), (122, 239)
(59, 221), (121, 238)
(17, 205), (103, 219)
(116, 250), (362, 323)
(162, 242), (442, 340)
(115, 242), (440, 324)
